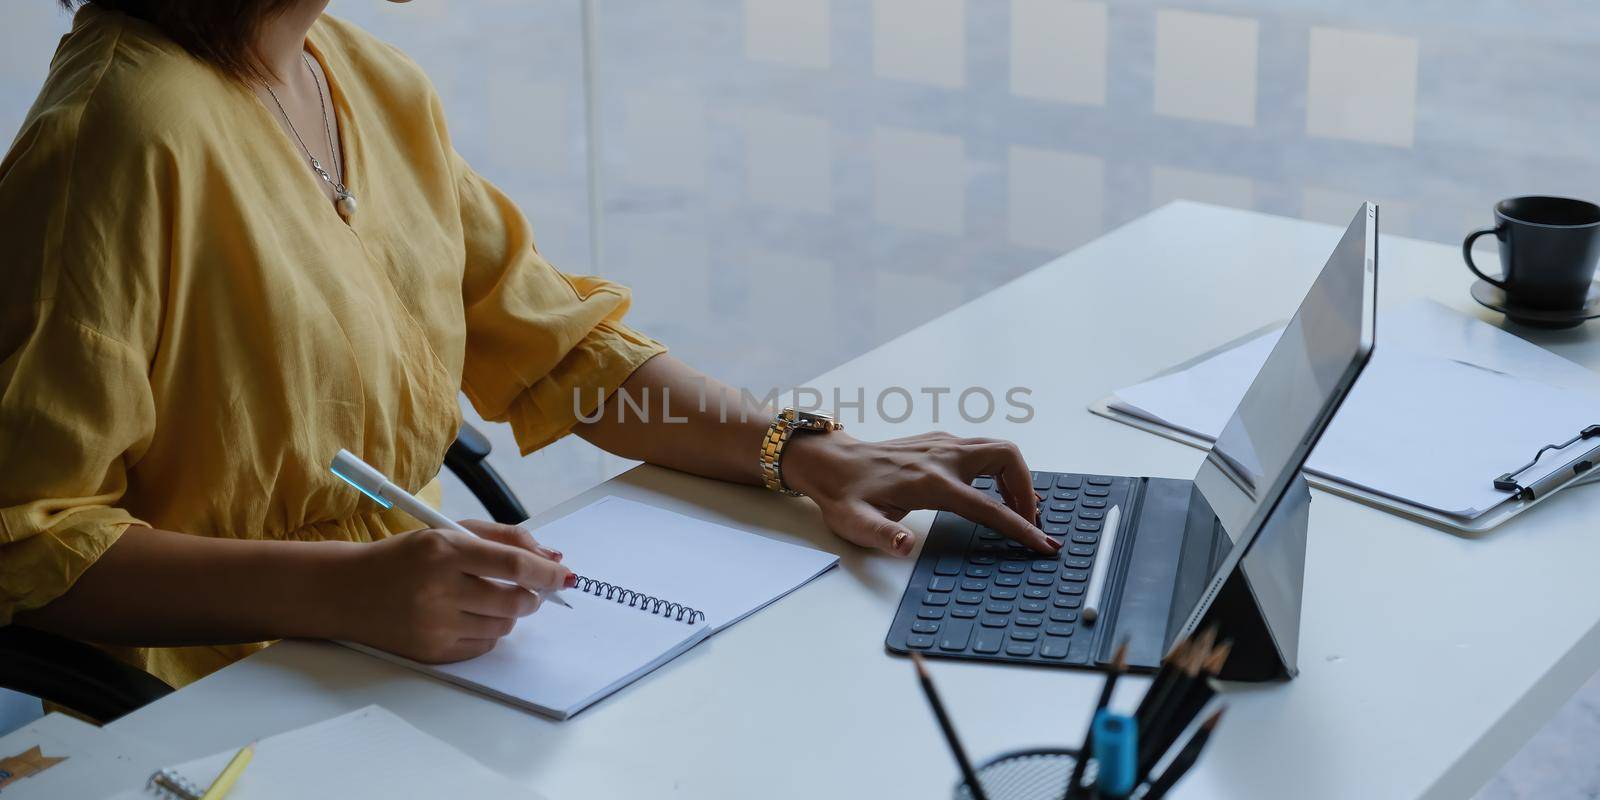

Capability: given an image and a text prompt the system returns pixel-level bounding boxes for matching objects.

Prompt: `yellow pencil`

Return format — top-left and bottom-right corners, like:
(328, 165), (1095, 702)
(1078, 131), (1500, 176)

(198, 742), (254, 800)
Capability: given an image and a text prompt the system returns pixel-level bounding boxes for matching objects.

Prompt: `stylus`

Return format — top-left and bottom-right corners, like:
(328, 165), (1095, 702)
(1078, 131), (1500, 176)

(330, 449), (572, 609)
(1082, 505), (1121, 625)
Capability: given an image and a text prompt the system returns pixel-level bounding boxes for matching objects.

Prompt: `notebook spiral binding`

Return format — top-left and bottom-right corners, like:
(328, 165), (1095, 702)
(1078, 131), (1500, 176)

(573, 575), (706, 624)
(147, 767), (203, 800)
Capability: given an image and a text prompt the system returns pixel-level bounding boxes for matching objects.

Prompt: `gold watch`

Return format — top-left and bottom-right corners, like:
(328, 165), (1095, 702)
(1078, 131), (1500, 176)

(759, 408), (843, 497)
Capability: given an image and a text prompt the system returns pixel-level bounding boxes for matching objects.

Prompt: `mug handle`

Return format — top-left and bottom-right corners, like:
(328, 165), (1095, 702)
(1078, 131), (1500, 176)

(1462, 227), (1507, 288)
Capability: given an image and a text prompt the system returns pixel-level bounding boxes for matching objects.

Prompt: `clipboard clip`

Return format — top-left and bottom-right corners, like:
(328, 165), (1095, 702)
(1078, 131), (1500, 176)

(1494, 424), (1600, 501)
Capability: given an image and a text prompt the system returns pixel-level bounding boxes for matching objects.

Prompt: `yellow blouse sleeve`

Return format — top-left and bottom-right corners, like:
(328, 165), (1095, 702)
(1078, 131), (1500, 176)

(454, 153), (666, 454)
(0, 99), (162, 625)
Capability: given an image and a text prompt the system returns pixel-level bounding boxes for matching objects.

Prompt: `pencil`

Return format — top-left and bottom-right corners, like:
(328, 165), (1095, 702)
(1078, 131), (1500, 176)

(1132, 637), (1191, 730)
(1139, 640), (1232, 778)
(1062, 641), (1130, 799)
(1142, 708), (1226, 800)
(911, 652), (990, 800)
(1137, 628), (1212, 775)
(198, 742), (254, 800)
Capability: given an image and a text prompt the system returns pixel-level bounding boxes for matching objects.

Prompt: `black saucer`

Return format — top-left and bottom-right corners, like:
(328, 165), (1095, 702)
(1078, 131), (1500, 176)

(1470, 279), (1600, 329)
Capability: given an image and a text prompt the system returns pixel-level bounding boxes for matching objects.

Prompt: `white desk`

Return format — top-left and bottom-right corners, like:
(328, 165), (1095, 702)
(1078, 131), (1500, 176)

(110, 203), (1600, 799)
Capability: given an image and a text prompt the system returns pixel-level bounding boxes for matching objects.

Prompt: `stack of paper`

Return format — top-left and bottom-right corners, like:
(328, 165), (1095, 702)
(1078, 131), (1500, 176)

(1107, 300), (1600, 520)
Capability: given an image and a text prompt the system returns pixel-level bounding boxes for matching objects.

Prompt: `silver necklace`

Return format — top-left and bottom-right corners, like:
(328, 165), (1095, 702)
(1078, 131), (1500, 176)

(264, 53), (358, 219)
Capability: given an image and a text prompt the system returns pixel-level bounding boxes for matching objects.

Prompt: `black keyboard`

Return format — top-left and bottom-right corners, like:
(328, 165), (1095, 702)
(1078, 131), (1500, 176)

(885, 471), (1135, 667)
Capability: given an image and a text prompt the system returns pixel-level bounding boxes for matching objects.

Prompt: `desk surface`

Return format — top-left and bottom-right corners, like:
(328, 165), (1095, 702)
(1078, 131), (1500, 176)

(111, 203), (1600, 799)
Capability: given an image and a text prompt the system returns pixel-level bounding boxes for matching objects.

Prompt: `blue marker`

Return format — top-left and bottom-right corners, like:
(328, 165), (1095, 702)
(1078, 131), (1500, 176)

(1091, 710), (1138, 798)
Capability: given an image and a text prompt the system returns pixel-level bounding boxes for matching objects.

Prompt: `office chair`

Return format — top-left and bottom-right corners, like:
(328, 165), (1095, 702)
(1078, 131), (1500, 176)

(0, 422), (529, 724)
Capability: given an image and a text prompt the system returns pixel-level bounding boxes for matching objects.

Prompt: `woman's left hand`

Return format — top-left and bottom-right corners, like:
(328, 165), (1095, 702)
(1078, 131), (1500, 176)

(781, 430), (1059, 557)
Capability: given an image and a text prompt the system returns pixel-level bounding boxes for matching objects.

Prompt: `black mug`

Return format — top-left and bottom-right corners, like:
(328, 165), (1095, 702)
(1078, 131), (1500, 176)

(1463, 196), (1600, 311)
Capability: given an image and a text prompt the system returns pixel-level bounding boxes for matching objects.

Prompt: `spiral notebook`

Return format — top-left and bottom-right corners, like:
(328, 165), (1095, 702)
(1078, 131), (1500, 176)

(110, 706), (543, 799)
(348, 496), (838, 719)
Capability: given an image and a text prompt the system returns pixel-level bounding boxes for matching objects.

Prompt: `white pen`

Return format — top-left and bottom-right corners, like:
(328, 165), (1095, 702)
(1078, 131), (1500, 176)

(1080, 504), (1120, 626)
(330, 449), (572, 609)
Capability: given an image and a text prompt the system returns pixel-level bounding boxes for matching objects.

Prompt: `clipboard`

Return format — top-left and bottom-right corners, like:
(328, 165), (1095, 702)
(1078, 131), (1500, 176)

(1088, 324), (1600, 537)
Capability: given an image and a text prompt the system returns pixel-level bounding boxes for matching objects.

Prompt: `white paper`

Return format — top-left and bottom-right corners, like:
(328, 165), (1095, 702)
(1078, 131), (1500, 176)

(107, 706), (540, 800)
(531, 495), (840, 630)
(414, 588), (709, 719)
(1109, 300), (1600, 518)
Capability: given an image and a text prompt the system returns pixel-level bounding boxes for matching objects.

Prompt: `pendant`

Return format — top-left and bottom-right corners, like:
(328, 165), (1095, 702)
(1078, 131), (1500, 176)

(335, 191), (358, 219)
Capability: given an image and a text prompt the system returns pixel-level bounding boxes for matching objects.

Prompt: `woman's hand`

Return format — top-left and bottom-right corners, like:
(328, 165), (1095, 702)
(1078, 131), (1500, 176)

(334, 520), (573, 663)
(781, 430), (1058, 557)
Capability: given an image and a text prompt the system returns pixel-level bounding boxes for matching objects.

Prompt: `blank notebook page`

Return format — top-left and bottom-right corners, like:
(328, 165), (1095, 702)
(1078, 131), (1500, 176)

(425, 587), (708, 718)
(531, 495), (840, 630)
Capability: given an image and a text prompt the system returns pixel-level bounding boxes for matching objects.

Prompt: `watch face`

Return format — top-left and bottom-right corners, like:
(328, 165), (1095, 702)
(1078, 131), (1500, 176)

(794, 410), (834, 426)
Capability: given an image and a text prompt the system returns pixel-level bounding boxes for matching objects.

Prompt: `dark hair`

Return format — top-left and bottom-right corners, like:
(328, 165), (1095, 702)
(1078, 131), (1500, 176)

(58, 0), (300, 81)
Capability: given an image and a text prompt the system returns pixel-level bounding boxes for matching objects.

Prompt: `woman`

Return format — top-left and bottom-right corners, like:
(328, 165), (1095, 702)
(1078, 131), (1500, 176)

(0, 0), (1055, 690)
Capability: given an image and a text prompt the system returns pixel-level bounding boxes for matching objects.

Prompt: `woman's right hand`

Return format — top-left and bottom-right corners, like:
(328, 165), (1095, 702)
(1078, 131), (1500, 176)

(335, 520), (573, 663)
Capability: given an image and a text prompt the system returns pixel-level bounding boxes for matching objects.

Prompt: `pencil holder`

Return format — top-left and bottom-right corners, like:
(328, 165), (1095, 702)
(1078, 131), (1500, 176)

(952, 748), (1090, 800)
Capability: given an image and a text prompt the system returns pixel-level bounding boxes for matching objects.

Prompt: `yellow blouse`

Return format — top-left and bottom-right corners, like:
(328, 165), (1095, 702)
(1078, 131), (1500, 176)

(0, 9), (664, 687)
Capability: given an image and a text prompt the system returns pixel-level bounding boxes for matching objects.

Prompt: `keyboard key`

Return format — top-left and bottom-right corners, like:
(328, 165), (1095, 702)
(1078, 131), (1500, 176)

(999, 562), (1026, 574)
(1056, 475), (1083, 489)
(1046, 623), (1076, 637)
(1087, 477), (1113, 486)
(951, 606), (979, 619)
(1058, 583), (1086, 596)
(1076, 521), (1103, 532)
(1071, 533), (1098, 544)
(1053, 490), (1079, 501)
(1054, 595), (1083, 609)
(974, 542), (1002, 555)
(1042, 522), (1073, 536)
(1024, 586), (1051, 600)
(917, 607), (946, 620)
(971, 554), (998, 565)
(1083, 499), (1107, 509)
(980, 615), (1009, 628)
(939, 620), (974, 651)
(1084, 487), (1110, 498)
(995, 574), (1022, 587)
(1015, 615), (1043, 627)
(1068, 544), (1095, 557)
(1067, 641), (1093, 664)
(929, 576), (956, 592)
(934, 557), (963, 576)
(912, 620), (940, 634)
(1079, 510), (1105, 521)
(1065, 557), (1092, 570)
(973, 476), (995, 490)
(986, 601), (1015, 615)
(907, 634), (935, 649)
(973, 627), (1004, 654)
(1006, 642), (1037, 657)
(966, 566), (993, 578)
(1062, 570), (1089, 583)
(1027, 574), (1054, 586)
(1049, 500), (1076, 513)
(1032, 472), (1053, 491)
(1030, 560), (1057, 573)
(990, 588), (1019, 601)
(1020, 599), (1047, 613)
(961, 578), (988, 592)
(955, 592), (984, 605)
(977, 527), (1003, 540)
(1049, 608), (1079, 623)
(1009, 628), (1039, 642)
(923, 593), (950, 606)
(1040, 637), (1071, 659)
(1044, 512), (1073, 525)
